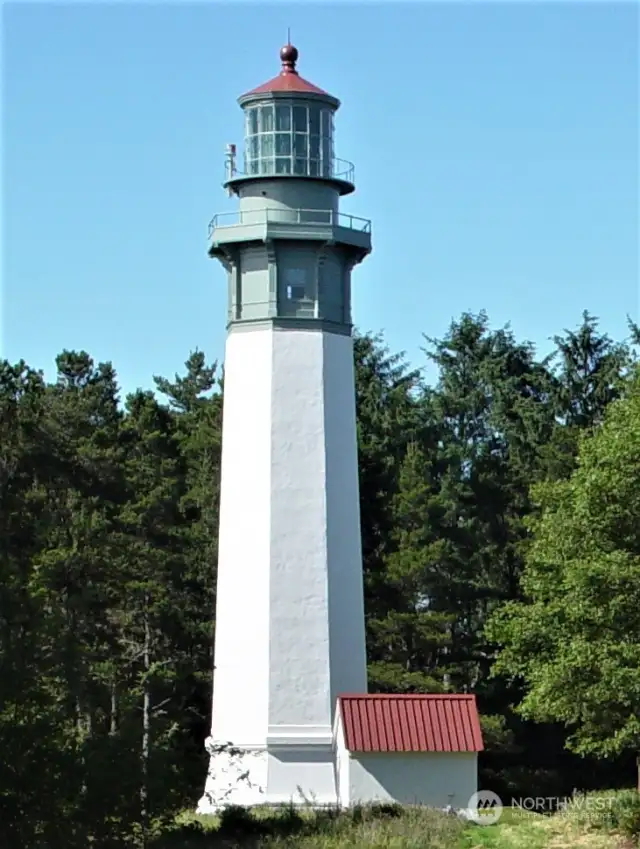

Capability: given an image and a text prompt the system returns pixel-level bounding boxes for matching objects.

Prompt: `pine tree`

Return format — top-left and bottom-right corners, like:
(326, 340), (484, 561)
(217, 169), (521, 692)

(368, 443), (452, 693)
(542, 311), (635, 478)
(154, 351), (222, 770)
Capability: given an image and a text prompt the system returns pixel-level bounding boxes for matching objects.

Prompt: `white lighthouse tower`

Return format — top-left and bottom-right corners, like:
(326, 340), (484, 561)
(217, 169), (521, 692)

(199, 43), (371, 810)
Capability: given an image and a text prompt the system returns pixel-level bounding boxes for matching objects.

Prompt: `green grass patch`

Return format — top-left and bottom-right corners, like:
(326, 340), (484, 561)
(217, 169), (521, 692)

(157, 793), (638, 848)
(158, 804), (466, 847)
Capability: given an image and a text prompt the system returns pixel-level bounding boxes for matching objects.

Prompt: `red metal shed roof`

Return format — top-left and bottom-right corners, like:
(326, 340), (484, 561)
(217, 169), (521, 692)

(337, 694), (484, 753)
(242, 43), (329, 98)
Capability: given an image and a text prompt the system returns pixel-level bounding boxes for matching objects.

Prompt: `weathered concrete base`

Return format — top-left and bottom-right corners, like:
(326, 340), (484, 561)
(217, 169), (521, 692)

(197, 738), (337, 812)
(197, 741), (268, 812)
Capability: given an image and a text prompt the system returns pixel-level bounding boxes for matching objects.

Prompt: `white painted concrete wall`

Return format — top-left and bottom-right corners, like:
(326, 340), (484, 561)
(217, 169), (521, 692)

(268, 329), (367, 743)
(338, 748), (478, 809)
(201, 325), (367, 809)
(269, 328), (332, 736)
(209, 326), (273, 749)
(322, 333), (367, 703)
(267, 746), (336, 805)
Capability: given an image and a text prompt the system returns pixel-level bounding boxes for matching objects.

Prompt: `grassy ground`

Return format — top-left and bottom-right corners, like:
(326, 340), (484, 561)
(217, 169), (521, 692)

(152, 792), (638, 849)
(461, 808), (631, 849)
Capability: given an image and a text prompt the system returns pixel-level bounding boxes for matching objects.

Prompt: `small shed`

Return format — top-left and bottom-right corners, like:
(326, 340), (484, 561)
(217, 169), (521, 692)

(333, 694), (484, 810)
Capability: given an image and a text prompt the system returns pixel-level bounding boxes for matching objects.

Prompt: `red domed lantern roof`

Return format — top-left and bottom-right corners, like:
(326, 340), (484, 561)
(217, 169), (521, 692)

(241, 43), (330, 98)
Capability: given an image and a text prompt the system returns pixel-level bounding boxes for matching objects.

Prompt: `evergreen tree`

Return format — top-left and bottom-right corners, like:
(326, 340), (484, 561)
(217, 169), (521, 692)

(542, 311), (635, 479)
(368, 442), (452, 693)
(419, 312), (555, 690)
(154, 351), (222, 788)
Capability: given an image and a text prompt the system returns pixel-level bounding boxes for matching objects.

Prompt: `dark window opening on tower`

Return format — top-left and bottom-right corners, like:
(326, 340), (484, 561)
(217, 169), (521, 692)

(285, 268), (308, 302)
(287, 285), (306, 301)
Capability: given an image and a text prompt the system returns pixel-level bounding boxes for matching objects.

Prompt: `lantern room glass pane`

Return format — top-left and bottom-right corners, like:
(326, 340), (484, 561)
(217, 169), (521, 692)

(321, 110), (332, 138)
(259, 105), (274, 133)
(308, 107), (320, 136)
(260, 135), (274, 157)
(275, 133), (291, 156)
(309, 135), (320, 161)
(293, 106), (307, 132)
(260, 157), (274, 175)
(294, 134), (308, 157)
(276, 157), (292, 174)
(247, 107), (258, 135)
(276, 105), (291, 131)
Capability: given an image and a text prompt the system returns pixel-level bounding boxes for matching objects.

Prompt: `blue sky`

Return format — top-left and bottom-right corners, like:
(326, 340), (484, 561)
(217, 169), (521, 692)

(3, 2), (638, 396)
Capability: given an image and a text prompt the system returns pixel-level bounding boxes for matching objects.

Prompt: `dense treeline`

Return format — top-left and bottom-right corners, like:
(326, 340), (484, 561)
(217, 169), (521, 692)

(1, 310), (639, 847)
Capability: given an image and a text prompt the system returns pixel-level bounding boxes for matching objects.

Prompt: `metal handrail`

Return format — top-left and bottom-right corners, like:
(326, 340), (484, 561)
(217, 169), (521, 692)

(208, 208), (372, 238)
(226, 156), (355, 184)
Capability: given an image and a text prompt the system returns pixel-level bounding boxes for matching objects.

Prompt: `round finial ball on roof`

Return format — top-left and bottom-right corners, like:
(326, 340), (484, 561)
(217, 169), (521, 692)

(280, 43), (298, 65)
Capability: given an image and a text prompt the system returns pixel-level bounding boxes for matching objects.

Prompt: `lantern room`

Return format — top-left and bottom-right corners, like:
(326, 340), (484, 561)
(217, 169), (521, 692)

(224, 44), (355, 195)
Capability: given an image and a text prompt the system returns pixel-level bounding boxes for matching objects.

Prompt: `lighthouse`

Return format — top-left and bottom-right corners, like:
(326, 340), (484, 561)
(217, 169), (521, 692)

(199, 43), (371, 810)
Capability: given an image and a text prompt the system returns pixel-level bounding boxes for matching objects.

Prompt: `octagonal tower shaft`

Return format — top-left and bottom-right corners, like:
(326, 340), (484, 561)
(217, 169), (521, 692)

(199, 45), (371, 811)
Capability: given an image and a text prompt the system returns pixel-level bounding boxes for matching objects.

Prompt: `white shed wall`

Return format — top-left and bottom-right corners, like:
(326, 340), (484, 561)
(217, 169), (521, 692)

(341, 750), (477, 809)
